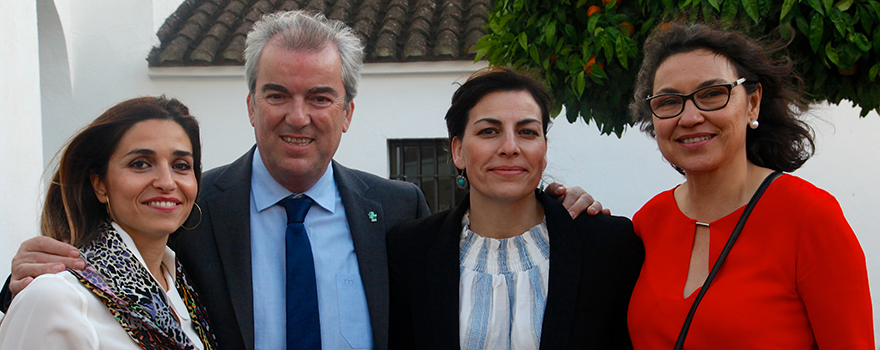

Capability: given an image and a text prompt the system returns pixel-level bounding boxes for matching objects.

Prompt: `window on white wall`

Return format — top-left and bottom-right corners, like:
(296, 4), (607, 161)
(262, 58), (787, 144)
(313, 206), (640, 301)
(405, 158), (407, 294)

(388, 138), (467, 213)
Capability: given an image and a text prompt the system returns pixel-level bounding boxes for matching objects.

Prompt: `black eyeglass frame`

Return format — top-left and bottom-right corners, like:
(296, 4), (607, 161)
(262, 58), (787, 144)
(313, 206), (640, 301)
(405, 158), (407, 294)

(645, 78), (748, 119)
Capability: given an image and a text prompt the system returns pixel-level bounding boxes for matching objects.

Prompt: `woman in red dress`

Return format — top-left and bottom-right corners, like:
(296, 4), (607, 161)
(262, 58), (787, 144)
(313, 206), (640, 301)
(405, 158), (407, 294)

(626, 22), (873, 349)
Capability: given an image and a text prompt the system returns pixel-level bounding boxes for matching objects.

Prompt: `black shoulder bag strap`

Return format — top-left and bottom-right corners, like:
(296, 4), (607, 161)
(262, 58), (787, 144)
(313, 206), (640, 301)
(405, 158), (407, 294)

(673, 171), (782, 350)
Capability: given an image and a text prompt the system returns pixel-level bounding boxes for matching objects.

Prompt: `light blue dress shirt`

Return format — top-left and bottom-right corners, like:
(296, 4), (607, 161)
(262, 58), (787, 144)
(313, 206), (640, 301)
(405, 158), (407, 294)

(250, 149), (374, 349)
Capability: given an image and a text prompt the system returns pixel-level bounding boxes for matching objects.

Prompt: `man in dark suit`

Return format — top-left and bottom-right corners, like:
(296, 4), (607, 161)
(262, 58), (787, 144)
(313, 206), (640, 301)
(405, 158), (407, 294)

(162, 9), (437, 349)
(2, 10), (601, 350)
(167, 11), (430, 349)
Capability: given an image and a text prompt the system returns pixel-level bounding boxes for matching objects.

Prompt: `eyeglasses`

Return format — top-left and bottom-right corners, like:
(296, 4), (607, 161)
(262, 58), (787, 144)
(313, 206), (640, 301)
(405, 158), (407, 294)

(646, 78), (747, 119)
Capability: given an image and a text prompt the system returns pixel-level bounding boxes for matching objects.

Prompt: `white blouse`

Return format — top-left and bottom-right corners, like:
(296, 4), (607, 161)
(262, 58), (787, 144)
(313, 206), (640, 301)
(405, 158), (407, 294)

(459, 213), (550, 350)
(0, 223), (203, 350)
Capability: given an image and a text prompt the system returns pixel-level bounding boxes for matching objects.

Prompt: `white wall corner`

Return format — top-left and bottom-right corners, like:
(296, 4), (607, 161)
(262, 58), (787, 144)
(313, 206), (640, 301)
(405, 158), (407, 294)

(0, 1), (45, 304)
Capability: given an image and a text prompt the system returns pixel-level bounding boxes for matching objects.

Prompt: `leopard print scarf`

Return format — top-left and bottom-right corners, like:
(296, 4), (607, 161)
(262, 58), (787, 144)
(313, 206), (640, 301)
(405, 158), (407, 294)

(68, 222), (217, 350)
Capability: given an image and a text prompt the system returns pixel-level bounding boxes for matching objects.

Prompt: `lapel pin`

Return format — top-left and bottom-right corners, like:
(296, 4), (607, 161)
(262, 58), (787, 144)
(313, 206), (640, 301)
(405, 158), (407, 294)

(367, 211), (378, 222)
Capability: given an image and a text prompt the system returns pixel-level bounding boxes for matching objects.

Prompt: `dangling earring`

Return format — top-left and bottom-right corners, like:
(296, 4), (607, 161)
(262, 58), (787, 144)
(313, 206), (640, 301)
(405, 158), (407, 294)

(456, 169), (469, 190)
(749, 120), (759, 129)
(181, 203), (202, 230)
(105, 197), (119, 223)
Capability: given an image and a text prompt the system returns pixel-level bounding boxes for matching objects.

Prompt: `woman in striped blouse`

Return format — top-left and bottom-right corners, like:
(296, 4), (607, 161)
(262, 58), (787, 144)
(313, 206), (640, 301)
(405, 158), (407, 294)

(386, 67), (644, 349)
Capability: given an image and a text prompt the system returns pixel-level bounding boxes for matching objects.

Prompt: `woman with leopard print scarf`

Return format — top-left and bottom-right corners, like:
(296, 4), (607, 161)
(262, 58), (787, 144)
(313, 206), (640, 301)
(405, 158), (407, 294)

(0, 96), (217, 350)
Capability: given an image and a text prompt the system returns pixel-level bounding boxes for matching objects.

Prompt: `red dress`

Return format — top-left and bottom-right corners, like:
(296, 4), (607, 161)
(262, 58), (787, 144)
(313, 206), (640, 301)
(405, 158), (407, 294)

(628, 174), (873, 349)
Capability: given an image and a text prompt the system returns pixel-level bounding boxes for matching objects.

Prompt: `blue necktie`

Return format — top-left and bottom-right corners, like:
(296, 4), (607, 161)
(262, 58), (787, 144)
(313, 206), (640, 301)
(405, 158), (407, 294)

(279, 195), (321, 349)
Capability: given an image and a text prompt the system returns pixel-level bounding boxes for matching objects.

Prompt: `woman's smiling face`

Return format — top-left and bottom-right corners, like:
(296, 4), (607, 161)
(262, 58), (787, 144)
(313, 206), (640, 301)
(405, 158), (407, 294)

(452, 90), (547, 204)
(651, 49), (762, 175)
(91, 119), (198, 240)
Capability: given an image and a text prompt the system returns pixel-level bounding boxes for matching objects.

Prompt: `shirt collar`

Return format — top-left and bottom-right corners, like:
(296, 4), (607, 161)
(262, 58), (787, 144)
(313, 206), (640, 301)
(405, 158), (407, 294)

(251, 147), (337, 214)
(111, 221), (177, 285)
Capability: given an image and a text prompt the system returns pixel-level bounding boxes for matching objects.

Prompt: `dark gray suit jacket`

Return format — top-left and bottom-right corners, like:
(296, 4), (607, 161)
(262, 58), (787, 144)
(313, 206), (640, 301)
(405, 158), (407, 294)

(387, 190), (644, 349)
(169, 147), (430, 350)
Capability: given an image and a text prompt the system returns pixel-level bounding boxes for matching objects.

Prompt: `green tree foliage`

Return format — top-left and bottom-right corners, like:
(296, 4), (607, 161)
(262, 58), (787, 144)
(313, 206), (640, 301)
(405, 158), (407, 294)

(475, 0), (880, 136)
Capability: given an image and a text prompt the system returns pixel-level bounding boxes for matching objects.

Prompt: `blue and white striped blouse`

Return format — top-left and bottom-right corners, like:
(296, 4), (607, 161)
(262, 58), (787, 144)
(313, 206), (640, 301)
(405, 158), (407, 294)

(459, 213), (550, 350)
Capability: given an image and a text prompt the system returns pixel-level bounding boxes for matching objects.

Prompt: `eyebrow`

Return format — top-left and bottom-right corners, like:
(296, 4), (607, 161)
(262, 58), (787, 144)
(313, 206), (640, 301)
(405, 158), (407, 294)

(309, 86), (340, 97)
(123, 149), (193, 157)
(472, 118), (542, 127)
(261, 83), (289, 94)
(260, 84), (340, 97)
(654, 78), (729, 94)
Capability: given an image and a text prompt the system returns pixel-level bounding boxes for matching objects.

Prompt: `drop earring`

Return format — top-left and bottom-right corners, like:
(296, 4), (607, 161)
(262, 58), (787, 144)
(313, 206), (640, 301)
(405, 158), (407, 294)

(456, 169), (469, 190)
(749, 120), (759, 129)
(105, 197), (118, 223)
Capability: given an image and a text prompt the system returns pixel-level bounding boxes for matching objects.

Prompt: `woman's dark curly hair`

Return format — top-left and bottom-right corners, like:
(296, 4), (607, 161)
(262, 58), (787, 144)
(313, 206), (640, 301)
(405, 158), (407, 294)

(630, 21), (815, 173)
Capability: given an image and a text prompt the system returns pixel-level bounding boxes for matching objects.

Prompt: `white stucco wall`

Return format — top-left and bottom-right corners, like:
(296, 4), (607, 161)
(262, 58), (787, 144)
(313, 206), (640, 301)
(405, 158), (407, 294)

(0, 1), (44, 290)
(2, 0), (878, 341)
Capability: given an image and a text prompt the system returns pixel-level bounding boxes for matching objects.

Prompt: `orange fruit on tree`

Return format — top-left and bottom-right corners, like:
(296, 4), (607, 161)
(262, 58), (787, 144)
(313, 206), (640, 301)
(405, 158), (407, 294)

(587, 5), (601, 17)
(838, 64), (857, 75)
(584, 55), (597, 69)
(621, 21), (634, 37)
(583, 55), (603, 75)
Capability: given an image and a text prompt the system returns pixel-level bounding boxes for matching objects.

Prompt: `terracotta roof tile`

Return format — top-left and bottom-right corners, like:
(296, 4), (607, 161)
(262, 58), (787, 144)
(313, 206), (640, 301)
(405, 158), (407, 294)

(371, 0), (409, 61)
(223, 35), (247, 61)
(277, 0), (300, 11)
(149, 0), (489, 66)
(158, 36), (191, 64)
(221, 0), (247, 16)
(251, 0), (277, 14)
(156, 0), (199, 43)
(433, 30), (458, 58)
(327, 0), (353, 23)
(304, 0), (329, 14)
(351, 0), (381, 46)
(462, 0), (489, 52)
(190, 22), (229, 63)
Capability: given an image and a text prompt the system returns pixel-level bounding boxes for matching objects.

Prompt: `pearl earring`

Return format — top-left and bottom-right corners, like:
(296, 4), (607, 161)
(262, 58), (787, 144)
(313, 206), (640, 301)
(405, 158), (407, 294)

(749, 120), (759, 129)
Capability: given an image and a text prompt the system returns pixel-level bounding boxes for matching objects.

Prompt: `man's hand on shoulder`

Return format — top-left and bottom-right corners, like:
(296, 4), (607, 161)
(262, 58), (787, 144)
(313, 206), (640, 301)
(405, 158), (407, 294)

(9, 237), (84, 296)
(545, 183), (610, 219)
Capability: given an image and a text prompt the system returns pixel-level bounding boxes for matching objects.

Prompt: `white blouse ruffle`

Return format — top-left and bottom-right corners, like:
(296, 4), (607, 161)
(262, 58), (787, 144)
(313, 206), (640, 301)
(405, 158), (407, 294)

(459, 213), (550, 350)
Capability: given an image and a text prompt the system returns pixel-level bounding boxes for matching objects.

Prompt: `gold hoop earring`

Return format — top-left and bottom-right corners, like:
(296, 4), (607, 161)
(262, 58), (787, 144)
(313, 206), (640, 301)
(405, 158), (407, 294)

(181, 203), (202, 230)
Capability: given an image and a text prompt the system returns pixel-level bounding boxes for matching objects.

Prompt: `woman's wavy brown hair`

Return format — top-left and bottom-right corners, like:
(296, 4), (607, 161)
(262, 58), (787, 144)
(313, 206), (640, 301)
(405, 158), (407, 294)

(41, 96), (201, 247)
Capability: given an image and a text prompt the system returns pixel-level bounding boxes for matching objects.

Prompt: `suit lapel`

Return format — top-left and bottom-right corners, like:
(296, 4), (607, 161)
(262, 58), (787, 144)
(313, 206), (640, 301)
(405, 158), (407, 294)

(538, 192), (584, 349)
(427, 197), (470, 346)
(203, 148), (256, 349)
(333, 162), (390, 348)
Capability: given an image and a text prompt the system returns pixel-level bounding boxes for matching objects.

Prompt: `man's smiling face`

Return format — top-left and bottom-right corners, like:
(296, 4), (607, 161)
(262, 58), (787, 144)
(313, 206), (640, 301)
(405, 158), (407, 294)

(247, 40), (353, 192)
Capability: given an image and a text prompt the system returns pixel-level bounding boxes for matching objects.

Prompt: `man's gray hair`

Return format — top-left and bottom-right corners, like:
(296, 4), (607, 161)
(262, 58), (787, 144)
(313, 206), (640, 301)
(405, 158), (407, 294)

(244, 10), (365, 104)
